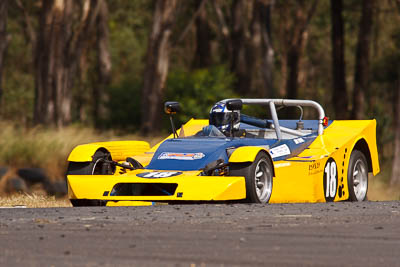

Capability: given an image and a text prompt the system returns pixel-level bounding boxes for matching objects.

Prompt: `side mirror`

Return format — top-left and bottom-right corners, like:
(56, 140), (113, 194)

(164, 101), (181, 114)
(226, 99), (243, 111)
(164, 101), (180, 138)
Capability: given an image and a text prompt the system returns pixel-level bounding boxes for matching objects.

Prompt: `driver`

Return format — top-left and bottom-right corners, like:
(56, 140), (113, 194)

(195, 102), (245, 137)
(208, 102), (241, 137)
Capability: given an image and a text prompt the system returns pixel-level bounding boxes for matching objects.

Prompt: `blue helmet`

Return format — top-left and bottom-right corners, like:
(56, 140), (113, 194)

(209, 102), (240, 134)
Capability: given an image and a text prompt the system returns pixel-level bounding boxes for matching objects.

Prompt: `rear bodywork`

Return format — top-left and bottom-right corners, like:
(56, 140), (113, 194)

(67, 99), (379, 205)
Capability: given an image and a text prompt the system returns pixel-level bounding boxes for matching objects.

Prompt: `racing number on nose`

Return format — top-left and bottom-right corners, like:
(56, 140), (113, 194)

(143, 172), (180, 178)
(323, 158), (338, 202)
(137, 171), (182, 178)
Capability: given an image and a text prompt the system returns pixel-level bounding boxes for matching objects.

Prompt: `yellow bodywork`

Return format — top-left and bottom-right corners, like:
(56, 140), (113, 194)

(270, 119), (379, 203)
(229, 146), (268, 163)
(68, 171), (246, 201)
(67, 118), (379, 205)
(106, 201), (154, 206)
(68, 141), (150, 162)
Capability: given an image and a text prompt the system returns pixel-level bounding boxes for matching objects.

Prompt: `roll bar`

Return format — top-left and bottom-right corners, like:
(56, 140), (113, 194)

(222, 99), (326, 139)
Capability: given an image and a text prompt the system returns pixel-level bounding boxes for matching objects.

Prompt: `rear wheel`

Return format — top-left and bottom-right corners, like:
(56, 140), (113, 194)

(66, 150), (114, 207)
(230, 152), (273, 203)
(347, 150), (368, 201)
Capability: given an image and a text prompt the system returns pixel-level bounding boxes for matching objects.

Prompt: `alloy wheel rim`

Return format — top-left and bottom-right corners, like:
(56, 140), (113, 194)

(254, 159), (272, 203)
(92, 158), (104, 175)
(352, 158), (368, 201)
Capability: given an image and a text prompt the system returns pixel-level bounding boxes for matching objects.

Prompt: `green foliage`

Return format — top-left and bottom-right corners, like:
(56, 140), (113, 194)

(165, 66), (236, 125)
(106, 79), (142, 130)
(97, 0), (152, 131)
(372, 32), (400, 83)
(108, 0), (152, 84)
(369, 28), (400, 159)
(1, 7), (35, 123)
(1, 71), (34, 123)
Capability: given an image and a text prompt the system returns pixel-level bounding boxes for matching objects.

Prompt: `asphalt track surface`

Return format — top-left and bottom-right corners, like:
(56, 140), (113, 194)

(0, 201), (399, 267)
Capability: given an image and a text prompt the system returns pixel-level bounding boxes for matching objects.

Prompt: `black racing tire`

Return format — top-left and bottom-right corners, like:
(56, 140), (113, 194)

(66, 150), (114, 207)
(229, 152), (273, 203)
(66, 150), (115, 176)
(347, 150), (368, 202)
(70, 199), (106, 207)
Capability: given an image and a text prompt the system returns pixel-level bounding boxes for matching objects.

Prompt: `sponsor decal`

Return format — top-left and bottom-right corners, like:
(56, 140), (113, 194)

(257, 145), (270, 150)
(274, 162), (291, 168)
(308, 162), (322, 175)
(158, 152), (205, 160)
(270, 144), (290, 159)
(293, 138), (305, 144)
(323, 158), (338, 202)
(298, 156), (313, 159)
(137, 171), (182, 178)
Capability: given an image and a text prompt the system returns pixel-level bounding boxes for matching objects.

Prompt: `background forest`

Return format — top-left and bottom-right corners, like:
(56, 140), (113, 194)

(0, 0), (400, 196)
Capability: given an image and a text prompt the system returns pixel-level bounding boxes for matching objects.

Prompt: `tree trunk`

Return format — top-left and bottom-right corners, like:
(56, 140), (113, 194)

(258, 1), (274, 98)
(390, 0), (400, 186)
(284, 1), (317, 100)
(230, 0), (250, 95)
(212, 0), (232, 60)
(248, 0), (274, 97)
(286, 46), (301, 99)
(141, 0), (179, 134)
(229, 0), (274, 97)
(352, 0), (375, 119)
(275, 0), (317, 100)
(391, 79), (400, 186)
(247, 0), (262, 95)
(0, 0), (8, 103)
(34, 0), (102, 127)
(330, 0), (348, 119)
(34, 0), (72, 126)
(193, 0), (212, 69)
(94, 0), (111, 128)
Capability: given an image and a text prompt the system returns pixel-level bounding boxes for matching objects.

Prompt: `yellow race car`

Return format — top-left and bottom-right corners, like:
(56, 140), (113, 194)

(66, 99), (379, 206)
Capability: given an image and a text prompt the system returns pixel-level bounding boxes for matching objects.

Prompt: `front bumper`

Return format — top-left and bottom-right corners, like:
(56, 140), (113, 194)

(67, 174), (246, 202)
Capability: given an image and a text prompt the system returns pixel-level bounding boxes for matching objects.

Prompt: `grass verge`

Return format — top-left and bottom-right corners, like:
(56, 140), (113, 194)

(0, 193), (71, 208)
(0, 122), (163, 183)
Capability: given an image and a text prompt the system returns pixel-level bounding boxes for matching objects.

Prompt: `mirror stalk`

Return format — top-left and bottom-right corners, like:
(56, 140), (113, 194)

(164, 101), (181, 139)
(170, 115), (178, 138)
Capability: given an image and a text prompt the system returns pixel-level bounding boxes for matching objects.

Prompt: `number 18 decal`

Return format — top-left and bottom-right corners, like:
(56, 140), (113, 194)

(323, 158), (338, 202)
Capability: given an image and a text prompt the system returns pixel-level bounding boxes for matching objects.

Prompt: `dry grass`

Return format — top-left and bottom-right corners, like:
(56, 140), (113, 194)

(368, 177), (400, 201)
(0, 122), (163, 182)
(0, 193), (71, 208)
(0, 122), (163, 195)
(367, 161), (400, 201)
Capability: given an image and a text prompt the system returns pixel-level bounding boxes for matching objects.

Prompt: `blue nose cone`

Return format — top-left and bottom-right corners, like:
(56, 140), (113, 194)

(146, 138), (231, 171)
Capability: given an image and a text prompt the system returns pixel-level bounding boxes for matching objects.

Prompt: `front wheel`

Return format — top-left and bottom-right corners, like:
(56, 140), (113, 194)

(230, 152), (273, 203)
(347, 150), (368, 201)
(66, 150), (115, 176)
(66, 150), (114, 207)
